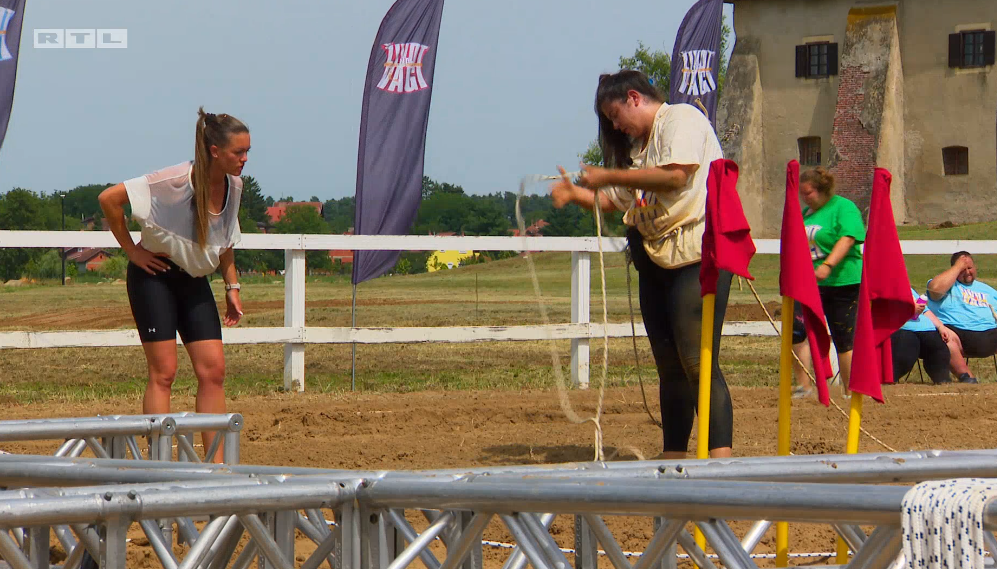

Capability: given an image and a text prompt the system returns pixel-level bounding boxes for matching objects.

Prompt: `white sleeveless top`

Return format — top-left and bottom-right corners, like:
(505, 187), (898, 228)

(124, 162), (243, 277)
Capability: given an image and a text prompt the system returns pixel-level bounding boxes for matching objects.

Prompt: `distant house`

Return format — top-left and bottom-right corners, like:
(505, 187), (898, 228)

(64, 248), (111, 272)
(329, 228), (354, 265)
(81, 217), (109, 231)
(509, 219), (549, 237)
(266, 202), (325, 225)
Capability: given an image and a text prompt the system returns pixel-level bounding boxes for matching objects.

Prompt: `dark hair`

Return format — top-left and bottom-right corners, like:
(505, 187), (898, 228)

(594, 70), (664, 169)
(192, 107), (249, 249)
(800, 166), (835, 197)
(951, 251), (972, 266)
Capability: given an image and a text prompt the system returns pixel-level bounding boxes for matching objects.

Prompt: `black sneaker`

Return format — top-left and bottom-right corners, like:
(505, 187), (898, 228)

(958, 373), (979, 384)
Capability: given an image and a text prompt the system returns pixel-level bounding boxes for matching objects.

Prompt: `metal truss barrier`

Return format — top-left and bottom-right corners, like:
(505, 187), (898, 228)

(0, 413), (244, 465)
(0, 446), (996, 569)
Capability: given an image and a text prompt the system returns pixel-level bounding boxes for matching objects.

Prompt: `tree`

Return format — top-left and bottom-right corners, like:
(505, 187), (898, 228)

(0, 188), (47, 280)
(24, 250), (64, 279)
(322, 196), (355, 234)
(63, 184), (113, 221)
(100, 254), (129, 280)
(239, 175), (269, 226)
(717, 14), (732, 101)
(235, 208), (281, 273)
(274, 205), (332, 272)
(619, 40), (672, 93)
(422, 176), (465, 199)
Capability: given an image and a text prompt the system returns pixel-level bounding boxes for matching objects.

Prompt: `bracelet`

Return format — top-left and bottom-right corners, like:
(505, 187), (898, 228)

(821, 262), (834, 269)
(225, 283), (241, 291)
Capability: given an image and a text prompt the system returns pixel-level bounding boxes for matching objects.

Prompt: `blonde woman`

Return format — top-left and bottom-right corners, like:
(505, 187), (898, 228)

(98, 108), (248, 461)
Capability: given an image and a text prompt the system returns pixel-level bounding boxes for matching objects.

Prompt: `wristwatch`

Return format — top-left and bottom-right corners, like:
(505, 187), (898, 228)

(225, 283), (241, 291)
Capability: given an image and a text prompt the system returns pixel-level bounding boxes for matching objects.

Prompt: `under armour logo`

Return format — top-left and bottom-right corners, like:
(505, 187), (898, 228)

(678, 49), (717, 97)
(0, 7), (15, 62)
(376, 42), (430, 93)
(148, 328), (156, 333)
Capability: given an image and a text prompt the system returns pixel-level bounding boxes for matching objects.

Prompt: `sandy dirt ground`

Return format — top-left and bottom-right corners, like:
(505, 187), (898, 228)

(3, 382), (994, 567)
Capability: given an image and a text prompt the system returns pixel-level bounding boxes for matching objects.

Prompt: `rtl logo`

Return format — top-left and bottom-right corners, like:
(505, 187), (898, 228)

(34, 29), (128, 49)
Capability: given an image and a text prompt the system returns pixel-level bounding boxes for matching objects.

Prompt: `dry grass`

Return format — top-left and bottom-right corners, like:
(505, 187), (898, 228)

(3, 237), (997, 403)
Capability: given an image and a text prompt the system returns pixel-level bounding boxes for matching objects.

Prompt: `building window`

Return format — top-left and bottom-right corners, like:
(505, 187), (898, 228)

(798, 137), (822, 166)
(795, 42), (839, 78)
(949, 30), (995, 68)
(942, 146), (969, 176)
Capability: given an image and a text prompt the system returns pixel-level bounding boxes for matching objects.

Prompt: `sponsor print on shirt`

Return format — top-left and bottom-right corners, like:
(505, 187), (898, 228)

(806, 225), (826, 260)
(962, 288), (990, 308)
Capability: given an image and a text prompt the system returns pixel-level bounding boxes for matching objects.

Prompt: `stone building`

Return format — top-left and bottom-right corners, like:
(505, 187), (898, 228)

(717, 0), (996, 236)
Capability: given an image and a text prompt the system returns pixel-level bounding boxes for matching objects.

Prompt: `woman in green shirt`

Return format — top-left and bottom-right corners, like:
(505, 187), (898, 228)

(791, 167), (866, 397)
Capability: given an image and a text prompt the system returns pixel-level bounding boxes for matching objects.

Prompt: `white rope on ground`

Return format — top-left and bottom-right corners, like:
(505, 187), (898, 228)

(902, 478), (997, 569)
(517, 173), (608, 461)
(482, 539), (844, 560)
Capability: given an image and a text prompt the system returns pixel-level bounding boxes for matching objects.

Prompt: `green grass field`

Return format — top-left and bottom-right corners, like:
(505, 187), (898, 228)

(1, 221), (996, 402)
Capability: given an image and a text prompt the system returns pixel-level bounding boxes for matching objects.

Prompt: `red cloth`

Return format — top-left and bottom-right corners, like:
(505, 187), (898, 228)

(700, 159), (756, 296)
(780, 160), (833, 407)
(849, 168), (915, 402)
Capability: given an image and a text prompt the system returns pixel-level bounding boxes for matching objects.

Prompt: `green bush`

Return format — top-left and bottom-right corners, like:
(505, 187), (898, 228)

(99, 255), (128, 280)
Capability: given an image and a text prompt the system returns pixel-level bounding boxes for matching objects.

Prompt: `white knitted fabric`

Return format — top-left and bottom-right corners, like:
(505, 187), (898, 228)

(902, 479), (997, 569)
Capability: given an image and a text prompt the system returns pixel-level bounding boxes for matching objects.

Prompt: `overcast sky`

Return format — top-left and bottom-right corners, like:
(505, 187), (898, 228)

(0, 0), (734, 201)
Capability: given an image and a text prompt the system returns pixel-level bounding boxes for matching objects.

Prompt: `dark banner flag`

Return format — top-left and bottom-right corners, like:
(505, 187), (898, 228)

(669, 0), (723, 125)
(0, 0), (25, 154)
(352, 0), (445, 285)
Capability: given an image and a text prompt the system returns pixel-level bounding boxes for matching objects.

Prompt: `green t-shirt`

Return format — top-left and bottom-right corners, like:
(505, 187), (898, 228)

(802, 195), (866, 286)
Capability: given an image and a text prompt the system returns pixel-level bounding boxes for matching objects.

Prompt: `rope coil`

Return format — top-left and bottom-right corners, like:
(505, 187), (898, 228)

(902, 478), (997, 569)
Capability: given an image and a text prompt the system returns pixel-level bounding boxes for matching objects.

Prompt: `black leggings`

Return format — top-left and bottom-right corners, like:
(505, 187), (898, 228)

(628, 228), (734, 452)
(126, 260), (222, 344)
(891, 329), (951, 384)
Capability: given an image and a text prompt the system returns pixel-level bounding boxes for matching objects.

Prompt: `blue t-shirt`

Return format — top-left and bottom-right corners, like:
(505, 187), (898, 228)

(926, 279), (997, 331)
(902, 287), (936, 332)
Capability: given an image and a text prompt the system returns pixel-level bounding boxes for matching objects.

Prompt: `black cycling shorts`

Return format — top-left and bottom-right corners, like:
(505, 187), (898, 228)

(126, 260), (222, 344)
(792, 284), (860, 352)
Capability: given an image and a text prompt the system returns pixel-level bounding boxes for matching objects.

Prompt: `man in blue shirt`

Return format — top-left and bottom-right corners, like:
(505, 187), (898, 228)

(926, 251), (997, 383)
(892, 287), (970, 384)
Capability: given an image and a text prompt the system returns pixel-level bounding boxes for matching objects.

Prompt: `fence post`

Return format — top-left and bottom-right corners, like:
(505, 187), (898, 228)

(284, 249), (306, 392)
(570, 251), (591, 389)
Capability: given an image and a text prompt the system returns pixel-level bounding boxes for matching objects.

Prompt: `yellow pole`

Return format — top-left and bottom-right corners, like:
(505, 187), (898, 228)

(694, 293), (716, 560)
(775, 296), (795, 567)
(836, 393), (864, 564)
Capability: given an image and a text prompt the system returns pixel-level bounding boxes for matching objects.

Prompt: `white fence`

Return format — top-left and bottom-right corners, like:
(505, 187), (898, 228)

(2, 230), (995, 391)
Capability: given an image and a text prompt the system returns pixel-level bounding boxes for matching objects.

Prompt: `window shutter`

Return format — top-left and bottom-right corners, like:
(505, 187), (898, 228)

(984, 30), (996, 66)
(949, 33), (962, 68)
(795, 45), (808, 77)
(827, 43), (839, 76)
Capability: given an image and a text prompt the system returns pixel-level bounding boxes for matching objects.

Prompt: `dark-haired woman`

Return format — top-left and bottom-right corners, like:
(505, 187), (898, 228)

(98, 107), (248, 462)
(549, 70), (732, 459)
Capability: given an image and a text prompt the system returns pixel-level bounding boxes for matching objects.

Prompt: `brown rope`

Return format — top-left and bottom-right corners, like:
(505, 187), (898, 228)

(743, 279), (898, 452)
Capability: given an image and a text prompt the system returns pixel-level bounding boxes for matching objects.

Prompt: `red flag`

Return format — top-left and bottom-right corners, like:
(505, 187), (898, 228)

(700, 159), (756, 296)
(849, 168), (915, 402)
(780, 161), (834, 406)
